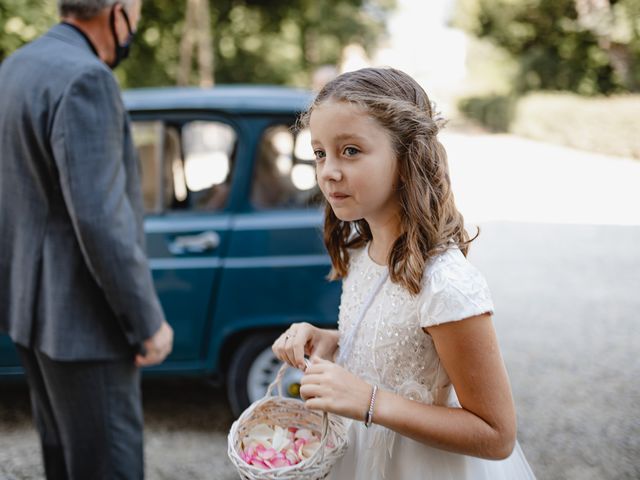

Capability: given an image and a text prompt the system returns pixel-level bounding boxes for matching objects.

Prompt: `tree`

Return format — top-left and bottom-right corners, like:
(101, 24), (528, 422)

(1, 0), (394, 88)
(574, 0), (639, 90)
(0, 0), (57, 62)
(454, 0), (640, 94)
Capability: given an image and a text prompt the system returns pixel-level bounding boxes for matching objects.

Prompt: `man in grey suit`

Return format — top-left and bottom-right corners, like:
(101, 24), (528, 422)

(0, 1), (173, 478)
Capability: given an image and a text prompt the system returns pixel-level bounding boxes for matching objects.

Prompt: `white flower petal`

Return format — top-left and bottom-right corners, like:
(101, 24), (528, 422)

(245, 423), (275, 447)
(271, 426), (292, 452)
(301, 440), (321, 459)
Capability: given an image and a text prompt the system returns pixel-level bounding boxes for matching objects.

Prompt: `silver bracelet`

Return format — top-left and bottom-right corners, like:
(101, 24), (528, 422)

(364, 384), (378, 428)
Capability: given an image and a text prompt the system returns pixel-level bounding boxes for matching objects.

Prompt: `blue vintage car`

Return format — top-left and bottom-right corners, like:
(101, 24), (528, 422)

(0, 85), (340, 416)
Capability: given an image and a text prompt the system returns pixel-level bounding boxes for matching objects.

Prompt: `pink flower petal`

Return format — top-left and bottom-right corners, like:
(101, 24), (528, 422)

(258, 447), (277, 460)
(294, 438), (307, 455)
(272, 458), (290, 468)
(285, 449), (299, 465)
(250, 458), (270, 469)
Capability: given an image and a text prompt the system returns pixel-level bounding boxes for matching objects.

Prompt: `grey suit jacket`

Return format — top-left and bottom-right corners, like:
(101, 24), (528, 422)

(0, 23), (165, 360)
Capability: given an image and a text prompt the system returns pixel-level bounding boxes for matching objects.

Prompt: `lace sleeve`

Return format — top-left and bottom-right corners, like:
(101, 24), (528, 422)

(418, 251), (494, 328)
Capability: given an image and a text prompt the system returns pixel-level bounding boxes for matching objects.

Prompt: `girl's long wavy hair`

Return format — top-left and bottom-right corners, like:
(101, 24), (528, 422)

(300, 67), (477, 295)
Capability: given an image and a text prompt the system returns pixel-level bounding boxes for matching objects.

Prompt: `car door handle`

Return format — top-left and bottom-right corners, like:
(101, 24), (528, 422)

(168, 231), (221, 255)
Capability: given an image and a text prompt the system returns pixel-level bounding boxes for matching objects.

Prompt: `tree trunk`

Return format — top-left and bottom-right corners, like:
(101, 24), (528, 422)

(177, 0), (214, 87)
(197, 0), (214, 87)
(177, 0), (197, 86)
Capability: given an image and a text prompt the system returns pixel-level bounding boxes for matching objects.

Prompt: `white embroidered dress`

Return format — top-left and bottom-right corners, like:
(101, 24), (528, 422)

(326, 245), (535, 480)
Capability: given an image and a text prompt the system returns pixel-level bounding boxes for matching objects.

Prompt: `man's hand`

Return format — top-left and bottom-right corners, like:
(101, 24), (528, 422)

(135, 321), (174, 367)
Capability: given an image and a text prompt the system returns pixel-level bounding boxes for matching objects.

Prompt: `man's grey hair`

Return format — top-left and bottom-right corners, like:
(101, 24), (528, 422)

(58, 0), (134, 20)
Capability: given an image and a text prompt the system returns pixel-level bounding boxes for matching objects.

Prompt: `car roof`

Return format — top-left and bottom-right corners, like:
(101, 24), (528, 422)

(123, 85), (315, 115)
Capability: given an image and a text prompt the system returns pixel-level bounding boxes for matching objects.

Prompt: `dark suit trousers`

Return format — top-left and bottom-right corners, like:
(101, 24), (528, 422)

(16, 345), (144, 480)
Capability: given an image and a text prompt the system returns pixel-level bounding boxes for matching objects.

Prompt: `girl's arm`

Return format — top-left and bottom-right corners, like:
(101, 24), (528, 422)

(300, 313), (517, 460)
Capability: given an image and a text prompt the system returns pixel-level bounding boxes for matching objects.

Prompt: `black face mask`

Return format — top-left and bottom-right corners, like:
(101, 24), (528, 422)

(108, 3), (136, 69)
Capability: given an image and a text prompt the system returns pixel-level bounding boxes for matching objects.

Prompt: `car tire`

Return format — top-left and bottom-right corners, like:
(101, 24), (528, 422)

(226, 331), (304, 418)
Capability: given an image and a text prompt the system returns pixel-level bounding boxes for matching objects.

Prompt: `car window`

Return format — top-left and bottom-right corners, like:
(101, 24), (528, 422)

(180, 121), (237, 211)
(132, 120), (237, 213)
(250, 124), (322, 210)
(131, 121), (163, 214)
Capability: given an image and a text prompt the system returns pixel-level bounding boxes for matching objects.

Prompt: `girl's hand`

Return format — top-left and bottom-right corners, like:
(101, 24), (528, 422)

(272, 323), (339, 370)
(299, 357), (372, 422)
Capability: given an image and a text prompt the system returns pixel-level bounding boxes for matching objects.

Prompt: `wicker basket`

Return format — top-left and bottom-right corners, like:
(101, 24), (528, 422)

(227, 363), (349, 480)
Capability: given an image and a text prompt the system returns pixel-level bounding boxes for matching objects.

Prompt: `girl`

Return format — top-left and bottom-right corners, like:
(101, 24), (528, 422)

(272, 67), (535, 479)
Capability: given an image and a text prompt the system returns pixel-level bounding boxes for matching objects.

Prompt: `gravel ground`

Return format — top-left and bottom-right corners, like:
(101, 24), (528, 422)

(475, 222), (640, 480)
(0, 379), (239, 480)
(2, 132), (639, 480)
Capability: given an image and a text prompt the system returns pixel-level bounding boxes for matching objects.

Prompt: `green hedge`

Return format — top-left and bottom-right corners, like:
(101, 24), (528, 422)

(458, 95), (518, 133)
(458, 92), (640, 159)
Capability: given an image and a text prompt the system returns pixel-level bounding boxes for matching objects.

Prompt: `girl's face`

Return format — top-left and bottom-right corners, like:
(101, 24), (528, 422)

(310, 100), (400, 225)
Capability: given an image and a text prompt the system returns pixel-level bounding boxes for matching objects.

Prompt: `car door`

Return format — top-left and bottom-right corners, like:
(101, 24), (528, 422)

(212, 116), (342, 415)
(223, 118), (336, 325)
(131, 115), (240, 366)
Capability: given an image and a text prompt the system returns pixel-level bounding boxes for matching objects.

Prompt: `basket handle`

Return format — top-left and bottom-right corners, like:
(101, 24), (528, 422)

(265, 362), (332, 460)
(265, 362), (290, 398)
(265, 358), (312, 397)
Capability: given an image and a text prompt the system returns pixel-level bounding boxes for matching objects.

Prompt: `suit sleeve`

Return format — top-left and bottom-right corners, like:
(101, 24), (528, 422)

(50, 65), (164, 348)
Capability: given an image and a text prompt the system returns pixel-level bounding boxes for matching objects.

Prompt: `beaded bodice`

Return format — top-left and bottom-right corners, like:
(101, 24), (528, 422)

(337, 245), (494, 407)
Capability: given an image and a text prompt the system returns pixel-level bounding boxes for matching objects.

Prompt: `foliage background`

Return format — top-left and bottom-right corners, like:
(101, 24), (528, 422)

(454, 0), (640, 95)
(452, 0), (640, 158)
(0, 0), (394, 88)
